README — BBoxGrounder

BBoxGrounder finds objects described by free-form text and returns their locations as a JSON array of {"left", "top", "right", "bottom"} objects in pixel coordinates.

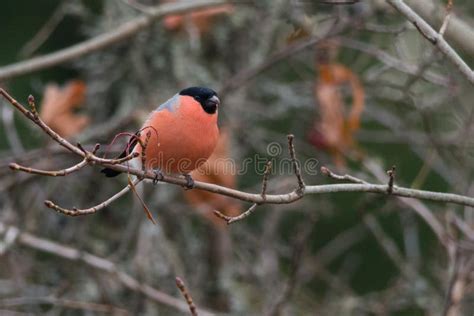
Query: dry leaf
[
  {"left": 163, "top": 3, "right": 234, "bottom": 35},
  {"left": 310, "top": 47, "right": 365, "bottom": 168},
  {"left": 184, "top": 129, "right": 241, "bottom": 227},
  {"left": 39, "top": 80, "right": 89, "bottom": 138}
]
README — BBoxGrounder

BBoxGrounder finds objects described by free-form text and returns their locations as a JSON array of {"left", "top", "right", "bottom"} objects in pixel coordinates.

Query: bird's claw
[
  {"left": 183, "top": 174, "right": 195, "bottom": 190},
  {"left": 153, "top": 170, "right": 163, "bottom": 185}
]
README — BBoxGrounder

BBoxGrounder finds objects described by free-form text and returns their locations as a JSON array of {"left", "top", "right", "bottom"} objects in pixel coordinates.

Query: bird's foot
[
  {"left": 153, "top": 170, "right": 163, "bottom": 185},
  {"left": 183, "top": 174, "right": 195, "bottom": 190}
]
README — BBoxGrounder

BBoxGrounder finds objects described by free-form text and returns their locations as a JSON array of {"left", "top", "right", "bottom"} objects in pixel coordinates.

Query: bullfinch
[{"left": 101, "top": 87, "right": 220, "bottom": 188}]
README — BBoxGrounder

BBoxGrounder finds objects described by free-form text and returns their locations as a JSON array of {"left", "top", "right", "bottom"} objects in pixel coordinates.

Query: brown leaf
[
  {"left": 310, "top": 55, "right": 365, "bottom": 167},
  {"left": 39, "top": 80, "right": 89, "bottom": 138},
  {"left": 163, "top": 4, "right": 234, "bottom": 35}
]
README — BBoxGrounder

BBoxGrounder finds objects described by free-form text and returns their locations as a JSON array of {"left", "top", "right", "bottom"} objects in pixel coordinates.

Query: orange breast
[{"left": 135, "top": 96, "right": 219, "bottom": 174}]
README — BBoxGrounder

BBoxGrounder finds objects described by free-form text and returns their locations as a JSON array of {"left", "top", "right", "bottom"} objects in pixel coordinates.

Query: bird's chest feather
[{"left": 139, "top": 102, "right": 219, "bottom": 173}]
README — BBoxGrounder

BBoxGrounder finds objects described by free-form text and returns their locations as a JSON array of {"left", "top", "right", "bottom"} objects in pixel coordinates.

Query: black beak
[
  {"left": 206, "top": 95, "right": 220, "bottom": 108},
  {"left": 204, "top": 95, "right": 220, "bottom": 114}
]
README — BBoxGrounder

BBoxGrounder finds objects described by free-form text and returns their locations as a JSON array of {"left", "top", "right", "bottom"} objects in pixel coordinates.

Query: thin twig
[
  {"left": 338, "top": 37, "right": 450, "bottom": 87},
  {"left": 32, "top": 161, "right": 474, "bottom": 211},
  {"left": 364, "top": 214, "right": 417, "bottom": 279},
  {"left": 443, "top": 248, "right": 470, "bottom": 316},
  {"left": 261, "top": 161, "right": 273, "bottom": 199},
  {"left": 0, "top": 222, "right": 215, "bottom": 316},
  {"left": 320, "top": 166, "right": 368, "bottom": 184},
  {"left": 213, "top": 203, "right": 258, "bottom": 224},
  {"left": 44, "top": 178, "right": 141, "bottom": 216},
  {"left": 287, "top": 134, "right": 305, "bottom": 193},
  {"left": 93, "top": 151, "right": 140, "bottom": 165},
  {"left": 439, "top": 0, "right": 454, "bottom": 37},
  {"left": 266, "top": 218, "right": 314, "bottom": 316},
  {"left": 128, "top": 176, "right": 157, "bottom": 225},
  {"left": 0, "top": 297, "right": 129, "bottom": 315},
  {"left": 9, "top": 160, "right": 89, "bottom": 177},
  {"left": 0, "top": 0, "right": 230, "bottom": 81},
  {"left": 214, "top": 160, "right": 273, "bottom": 224},
  {"left": 19, "top": 2, "right": 69, "bottom": 58},
  {"left": 387, "top": 0, "right": 474, "bottom": 84},
  {"left": 175, "top": 277, "right": 198, "bottom": 316},
  {"left": 8, "top": 151, "right": 138, "bottom": 177},
  {"left": 2, "top": 89, "right": 474, "bottom": 221},
  {"left": 219, "top": 35, "right": 326, "bottom": 95}
]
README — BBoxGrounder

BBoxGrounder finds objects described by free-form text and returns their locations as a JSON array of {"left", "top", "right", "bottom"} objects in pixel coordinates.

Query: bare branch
[
  {"left": 175, "top": 277, "right": 198, "bottom": 316},
  {"left": 261, "top": 161, "right": 273, "bottom": 199},
  {"left": 9, "top": 160, "right": 88, "bottom": 177},
  {"left": 320, "top": 166, "right": 368, "bottom": 184},
  {"left": 0, "top": 0, "right": 230, "bottom": 81},
  {"left": 338, "top": 37, "right": 450, "bottom": 87},
  {"left": 0, "top": 297, "right": 129, "bottom": 315},
  {"left": 44, "top": 178, "right": 141, "bottom": 216},
  {"left": 214, "top": 203, "right": 258, "bottom": 225},
  {"left": 443, "top": 248, "right": 472, "bottom": 316},
  {"left": 2, "top": 89, "right": 474, "bottom": 222},
  {"left": 439, "top": 0, "right": 454, "bottom": 37},
  {"left": 214, "top": 160, "right": 273, "bottom": 224},
  {"left": 404, "top": 0, "right": 474, "bottom": 57},
  {"left": 287, "top": 134, "right": 305, "bottom": 193},
  {"left": 387, "top": 0, "right": 474, "bottom": 84},
  {"left": 0, "top": 222, "right": 216, "bottom": 316}
]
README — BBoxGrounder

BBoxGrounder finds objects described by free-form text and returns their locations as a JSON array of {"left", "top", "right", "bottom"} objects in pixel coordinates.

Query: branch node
[
  {"left": 387, "top": 165, "right": 396, "bottom": 194},
  {"left": 92, "top": 143, "right": 101, "bottom": 154},
  {"left": 9, "top": 163, "right": 20, "bottom": 171},
  {"left": 320, "top": 166, "right": 330, "bottom": 176},
  {"left": 212, "top": 210, "right": 232, "bottom": 224},
  {"left": 27, "top": 94, "right": 38, "bottom": 117}
]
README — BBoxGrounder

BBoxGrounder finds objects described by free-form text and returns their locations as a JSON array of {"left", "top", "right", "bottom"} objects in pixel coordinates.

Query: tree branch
[
  {"left": 387, "top": 0, "right": 474, "bottom": 84},
  {"left": 175, "top": 277, "right": 199, "bottom": 316},
  {"left": 0, "top": 222, "right": 216, "bottom": 316},
  {"left": 0, "top": 0, "right": 229, "bottom": 81},
  {"left": 44, "top": 178, "right": 141, "bottom": 216},
  {"left": 404, "top": 0, "right": 474, "bottom": 57},
  {"left": 2, "top": 88, "right": 474, "bottom": 223}
]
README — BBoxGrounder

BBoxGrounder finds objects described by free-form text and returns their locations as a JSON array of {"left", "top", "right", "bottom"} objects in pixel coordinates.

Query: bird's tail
[{"left": 101, "top": 167, "right": 122, "bottom": 177}]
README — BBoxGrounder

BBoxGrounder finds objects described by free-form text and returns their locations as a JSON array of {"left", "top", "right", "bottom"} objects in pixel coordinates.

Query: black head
[{"left": 179, "top": 86, "right": 220, "bottom": 114}]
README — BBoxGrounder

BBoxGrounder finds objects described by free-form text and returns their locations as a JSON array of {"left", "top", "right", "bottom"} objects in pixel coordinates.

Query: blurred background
[{"left": 1, "top": 0, "right": 474, "bottom": 315}]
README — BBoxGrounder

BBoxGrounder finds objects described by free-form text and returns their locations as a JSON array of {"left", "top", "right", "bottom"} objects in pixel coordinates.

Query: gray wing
[{"left": 156, "top": 93, "right": 180, "bottom": 113}]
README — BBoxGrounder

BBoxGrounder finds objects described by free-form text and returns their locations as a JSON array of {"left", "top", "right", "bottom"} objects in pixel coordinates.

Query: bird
[{"left": 101, "top": 87, "right": 220, "bottom": 188}]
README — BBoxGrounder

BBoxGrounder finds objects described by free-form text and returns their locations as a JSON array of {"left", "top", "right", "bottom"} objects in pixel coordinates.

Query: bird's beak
[{"left": 209, "top": 95, "right": 220, "bottom": 107}]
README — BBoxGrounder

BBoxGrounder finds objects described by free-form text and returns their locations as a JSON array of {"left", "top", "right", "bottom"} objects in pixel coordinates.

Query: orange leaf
[
  {"left": 39, "top": 80, "right": 89, "bottom": 138},
  {"left": 163, "top": 3, "right": 234, "bottom": 35},
  {"left": 311, "top": 52, "right": 365, "bottom": 167}
]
